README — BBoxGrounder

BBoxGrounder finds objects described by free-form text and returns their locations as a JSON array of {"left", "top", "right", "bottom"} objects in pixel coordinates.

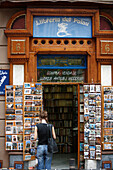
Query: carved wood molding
[
  {"left": 9, "top": 58, "right": 29, "bottom": 63},
  {"left": 97, "top": 58, "right": 113, "bottom": 62},
  {"left": 11, "top": 39, "right": 26, "bottom": 55}
]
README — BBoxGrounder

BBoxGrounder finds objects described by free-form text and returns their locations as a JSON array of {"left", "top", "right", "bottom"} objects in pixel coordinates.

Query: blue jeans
[{"left": 36, "top": 145, "right": 52, "bottom": 170}]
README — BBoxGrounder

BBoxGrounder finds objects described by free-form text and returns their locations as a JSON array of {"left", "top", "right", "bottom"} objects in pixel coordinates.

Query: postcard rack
[
  {"left": 83, "top": 84, "right": 102, "bottom": 160},
  {"left": 23, "top": 82, "right": 43, "bottom": 161},
  {"left": 5, "top": 85, "right": 23, "bottom": 151},
  {"left": 102, "top": 86, "right": 113, "bottom": 150}
]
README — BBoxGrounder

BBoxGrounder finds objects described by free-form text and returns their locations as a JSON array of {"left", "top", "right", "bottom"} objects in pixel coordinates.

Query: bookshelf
[{"left": 43, "top": 84, "right": 78, "bottom": 154}]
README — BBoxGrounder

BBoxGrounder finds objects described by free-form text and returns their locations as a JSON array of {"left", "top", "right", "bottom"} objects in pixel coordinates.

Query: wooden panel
[
  {"left": 101, "top": 40, "right": 113, "bottom": 55},
  {"left": 11, "top": 39, "right": 26, "bottom": 55},
  {"left": 96, "top": 38, "right": 113, "bottom": 59}
]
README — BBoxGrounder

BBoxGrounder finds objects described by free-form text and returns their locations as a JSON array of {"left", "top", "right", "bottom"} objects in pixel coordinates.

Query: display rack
[
  {"left": 79, "top": 84, "right": 85, "bottom": 169},
  {"left": 83, "top": 84, "right": 102, "bottom": 160},
  {"left": 102, "top": 86, "right": 113, "bottom": 150},
  {"left": 5, "top": 85, "right": 23, "bottom": 151},
  {"left": 23, "top": 82, "right": 43, "bottom": 161}
]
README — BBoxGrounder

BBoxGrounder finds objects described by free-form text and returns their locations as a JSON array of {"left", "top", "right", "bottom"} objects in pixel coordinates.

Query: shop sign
[
  {"left": 33, "top": 16, "right": 92, "bottom": 38},
  {"left": 37, "top": 69, "right": 85, "bottom": 82},
  {"left": 101, "top": 40, "right": 113, "bottom": 54},
  {"left": 0, "top": 70, "right": 9, "bottom": 95}
]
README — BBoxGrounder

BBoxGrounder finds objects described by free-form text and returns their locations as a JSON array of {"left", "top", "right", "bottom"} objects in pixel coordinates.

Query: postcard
[
  {"left": 26, "top": 140, "right": 31, "bottom": 148},
  {"left": 89, "top": 140, "right": 95, "bottom": 145},
  {"left": 12, "top": 135, "right": 17, "bottom": 142},
  {"left": 80, "top": 94, "right": 84, "bottom": 103},
  {"left": 96, "top": 101, "right": 101, "bottom": 107},
  {"left": 35, "top": 83, "right": 42, "bottom": 88},
  {"left": 96, "top": 153, "right": 101, "bottom": 160},
  {"left": 24, "top": 83, "right": 31, "bottom": 88},
  {"left": 96, "top": 85, "right": 101, "bottom": 92},
  {"left": 80, "top": 115, "right": 84, "bottom": 122},
  {"left": 90, "top": 85, "right": 95, "bottom": 92},
  {"left": 15, "top": 103, "right": 23, "bottom": 109},
  {"left": 6, "top": 109, "right": 15, "bottom": 114},
  {"left": 15, "top": 97, "right": 22, "bottom": 103},
  {"left": 84, "top": 152, "right": 89, "bottom": 159},
  {"left": 6, "top": 104, "right": 14, "bottom": 109},
  {"left": 89, "top": 124, "right": 96, "bottom": 130},
  {"left": 6, "top": 91, "right": 13, "bottom": 97},
  {"left": 17, "top": 135, "right": 23, "bottom": 142},
  {"left": 12, "top": 126, "right": 17, "bottom": 134},
  {"left": 96, "top": 145, "right": 101, "bottom": 152},
  {"left": 89, "top": 146, "right": 96, "bottom": 151},
  {"left": 17, "top": 126, "right": 23, "bottom": 134},
  {"left": 6, "top": 142, "right": 12, "bottom": 150},
  {"left": 15, "top": 109, "right": 22, "bottom": 114},
  {"left": 12, "top": 143, "right": 17, "bottom": 150},
  {"left": 15, "top": 85, "right": 23, "bottom": 91},
  {"left": 84, "top": 137, "right": 88, "bottom": 144},
  {"left": 80, "top": 85, "right": 83, "bottom": 93},
  {"left": 83, "top": 85, "right": 90, "bottom": 93},
  {"left": 84, "top": 144, "right": 89, "bottom": 151},
  {"left": 96, "top": 137, "right": 101, "bottom": 145},
  {"left": 96, "top": 93, "right": 101, "bottom": 101},
  {"left": 89, "top": 93, "right": 96, "bottom": 100},
  {"left": 6, "top": 115, "right": 15, "bottom": 120},
  {"left": 6, "top": 126, "right": 12, "bottom": 134},
  {"left": 18, "top": 143, "right": 23, "bottom": 150},
  {"left": 104, "top": 144, "right": 111, "bottom": 150},
  {"left": 6, "top": 85, "right": 13, "bottom": 91},
  {"left": 6, "top": 97, "right": 14, "bottom": 103},
  {"left": 25, "top": 155, "right": 31, "bottom": 160},
  {"left": 90, "top": 151, "right": 95, "bottom": 159},
  {"left": 80, "top": 143, "right": 84, "bottom": 151},
  {"left": 80, "top": 104, "right": 84, "bottom": 112},
  {"left": 25, "top": 95, "right": 33, "bottom": 100},
  {"left": 89, "top": 118, "right": 96, "bottom": 124},
  {"left": 6, "top": 135, "right": 12, "bottom": 142},
  {"left": 6, "top": 121, "right": 14, "bottom": 126},
  {"left": 15, "top": 115, "right": 23, "bottom": 120},
  {"left": 24, "top": 89, "right": 31, "bottom": 94},
  {"left": 15, "top": 91, "right": 22, "bottom": 97},
  {"left": 15, "top": 121, "right": 23, "bottom": 126},
  {"left": 96, "top": 129, "right": 101, "bottom": 137}
]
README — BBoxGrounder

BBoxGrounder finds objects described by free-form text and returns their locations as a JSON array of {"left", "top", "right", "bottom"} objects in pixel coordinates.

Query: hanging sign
[
  {"left": 33, "top": 16, "right": 92, "bottom": 38},
  {"left": 0, "top": 70, "right": 9, "bottom": 95}
]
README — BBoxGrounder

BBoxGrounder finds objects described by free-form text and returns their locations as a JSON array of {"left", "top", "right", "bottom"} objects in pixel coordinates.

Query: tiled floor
[{"left": 51, "top": 153, "right": 77, "bottom": 169}]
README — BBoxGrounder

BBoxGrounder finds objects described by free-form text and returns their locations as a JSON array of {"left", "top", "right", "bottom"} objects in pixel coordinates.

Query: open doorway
[{"left": 43, "top": 84, "right": 78, "bottom": 169}]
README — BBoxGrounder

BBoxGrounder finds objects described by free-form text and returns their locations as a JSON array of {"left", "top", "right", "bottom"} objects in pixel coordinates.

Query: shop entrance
[{"left": 43, "top": 83, "right": 78, "bottom": 169}]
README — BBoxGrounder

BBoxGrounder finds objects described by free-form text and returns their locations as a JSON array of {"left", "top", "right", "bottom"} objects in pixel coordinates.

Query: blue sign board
[
  {"left": 0, "top": 70, "right": 9, "bottom": 95},
  {"left": 33, "top": 16, "right": 92, "bottom": 38}
]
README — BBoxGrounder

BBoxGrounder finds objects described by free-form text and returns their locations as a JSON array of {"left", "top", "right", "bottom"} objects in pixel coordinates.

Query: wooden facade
[{"left": 1, "top": 1, "right": 113, "bottom": 168}]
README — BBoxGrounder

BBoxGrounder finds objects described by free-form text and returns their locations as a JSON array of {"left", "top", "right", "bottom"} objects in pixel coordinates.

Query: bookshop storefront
[{"left": 4, "top": 7, "right": 113, "bottom": 169}]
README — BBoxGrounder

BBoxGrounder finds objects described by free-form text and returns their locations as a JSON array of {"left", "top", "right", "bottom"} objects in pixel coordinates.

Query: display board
[
  {"left": 79, "top": 84, "right": 85, "bottom": 169},
  {"left": 83, "top": 84, "right": 102, "bottom": 160},
  {"left": 102, "top": 86, "right": 113, "bottom": 150},
  {"left": 5, "top": 85, "right": 23, "bottom": 150},
  {"left": 23, "top": 82, "right": 43, "bottom": 161}
]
